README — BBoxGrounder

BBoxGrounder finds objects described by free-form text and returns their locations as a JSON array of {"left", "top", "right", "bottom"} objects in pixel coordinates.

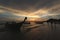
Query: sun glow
[
  {"left": 29, "top": 18, "right": 36, "bottom": 21},
  {"left": 1, "top": 5, "right": 57, "bottom": 21}
]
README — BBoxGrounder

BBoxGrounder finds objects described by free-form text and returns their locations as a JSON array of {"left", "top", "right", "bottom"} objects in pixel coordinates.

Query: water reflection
[{"left": 0, "top": 20, "right": 60, "bottom": 40}]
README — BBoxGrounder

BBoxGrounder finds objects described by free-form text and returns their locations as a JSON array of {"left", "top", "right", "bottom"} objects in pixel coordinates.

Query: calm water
[{"left": 0, "top": 23, "right": 60, "bottom": 40}]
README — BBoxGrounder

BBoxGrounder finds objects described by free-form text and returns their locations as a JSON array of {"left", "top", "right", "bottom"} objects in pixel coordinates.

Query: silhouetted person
[
  {"left": 46, "top": 20, "right": 50, "bottom": 26},
  {"left": 5, "top": 22, "right": 9, "bottom": 30},
  {"left": 46, "top": 19, "right": 54, "bottom": 31},
  {"left": 16, "top": 17, "right": 27, "bottom": 32},
  {"left": 53, "top": 19, "right": 57, "bottom": 31},
  {"left": 5, "top": 17, "right": 27, "bottom": 33},
  {"left": 46, "top": 19, "right": 58, "bottom": 32},
  {"left": 58, "top": 19, "right": 60, "bottom": 24}
]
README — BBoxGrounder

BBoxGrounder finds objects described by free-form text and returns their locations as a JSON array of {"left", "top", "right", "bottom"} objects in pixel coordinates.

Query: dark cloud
[{"left": 0, "top": 0, "right": 60, "bottom": 12}]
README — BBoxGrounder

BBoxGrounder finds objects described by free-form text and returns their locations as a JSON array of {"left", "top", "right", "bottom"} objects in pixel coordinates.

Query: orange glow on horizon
[
  {"left": 29, "top": 18, "right": 36, "bottom": 21},
  {"left": 1, "top": 5, "right": 59, "bottom": 21}
]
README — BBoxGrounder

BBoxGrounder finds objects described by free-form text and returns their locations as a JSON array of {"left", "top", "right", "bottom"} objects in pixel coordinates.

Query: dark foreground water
[{"left": 0, "top": 23, "right": 60, "bottom": 40}]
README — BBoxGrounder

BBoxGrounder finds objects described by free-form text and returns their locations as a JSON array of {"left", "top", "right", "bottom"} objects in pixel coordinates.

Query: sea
[{"left": 0, "top": 22, "right": 60, "bottom": 40}]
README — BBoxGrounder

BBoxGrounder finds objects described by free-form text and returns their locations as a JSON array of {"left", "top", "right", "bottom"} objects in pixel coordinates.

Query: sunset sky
[{"left": 0, "top": 0, "right": 60, "bottom": 22}]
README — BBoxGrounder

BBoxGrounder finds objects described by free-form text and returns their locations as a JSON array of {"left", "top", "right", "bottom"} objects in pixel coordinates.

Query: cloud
[
  {"left": 0, "top": 11, "right": 25, "bottom": 21},
  {"left": 0, "top": 0, "right": 60, "bottom": 11},
  {"left": 0, "top": 0, "right": 60, "bottom": 21}
]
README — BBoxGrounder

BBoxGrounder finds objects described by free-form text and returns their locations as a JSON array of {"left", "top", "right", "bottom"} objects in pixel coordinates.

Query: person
[
  {"left": 16, "top": 17, "right": 27, "bottom": 32},
  {"left": 5, "top": 17, "right": 27, "bottom": 33},
  {"left": 5, "top": 22, "right": 9, "bottom": 31}
]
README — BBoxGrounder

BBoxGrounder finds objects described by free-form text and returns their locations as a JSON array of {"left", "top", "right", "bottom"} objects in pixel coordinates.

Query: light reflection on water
[
  {"left": 21, "top": 23, "right": 60, "bottom": 40},
  {"left": 21, "top": 22, "right": 49, "bottom": 34},
  {"left": 0, "top": 22, "right": 49, "bottom": 33},
  {"left": 0, "top": 22, "right": 60, "bottom": 40},
  {"left": 21, "top": 22, "right": 49, "bottom": 40}
]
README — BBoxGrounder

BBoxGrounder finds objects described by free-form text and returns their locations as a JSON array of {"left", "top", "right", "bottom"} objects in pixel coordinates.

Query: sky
[{"left": 0, "top": 0, "right": 60, "bottom": 22}]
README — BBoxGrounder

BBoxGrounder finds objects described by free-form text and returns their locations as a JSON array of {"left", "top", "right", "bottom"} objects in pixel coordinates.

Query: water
[{"left": 0, "top": 23, "right": 60, "bottom": 40}]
